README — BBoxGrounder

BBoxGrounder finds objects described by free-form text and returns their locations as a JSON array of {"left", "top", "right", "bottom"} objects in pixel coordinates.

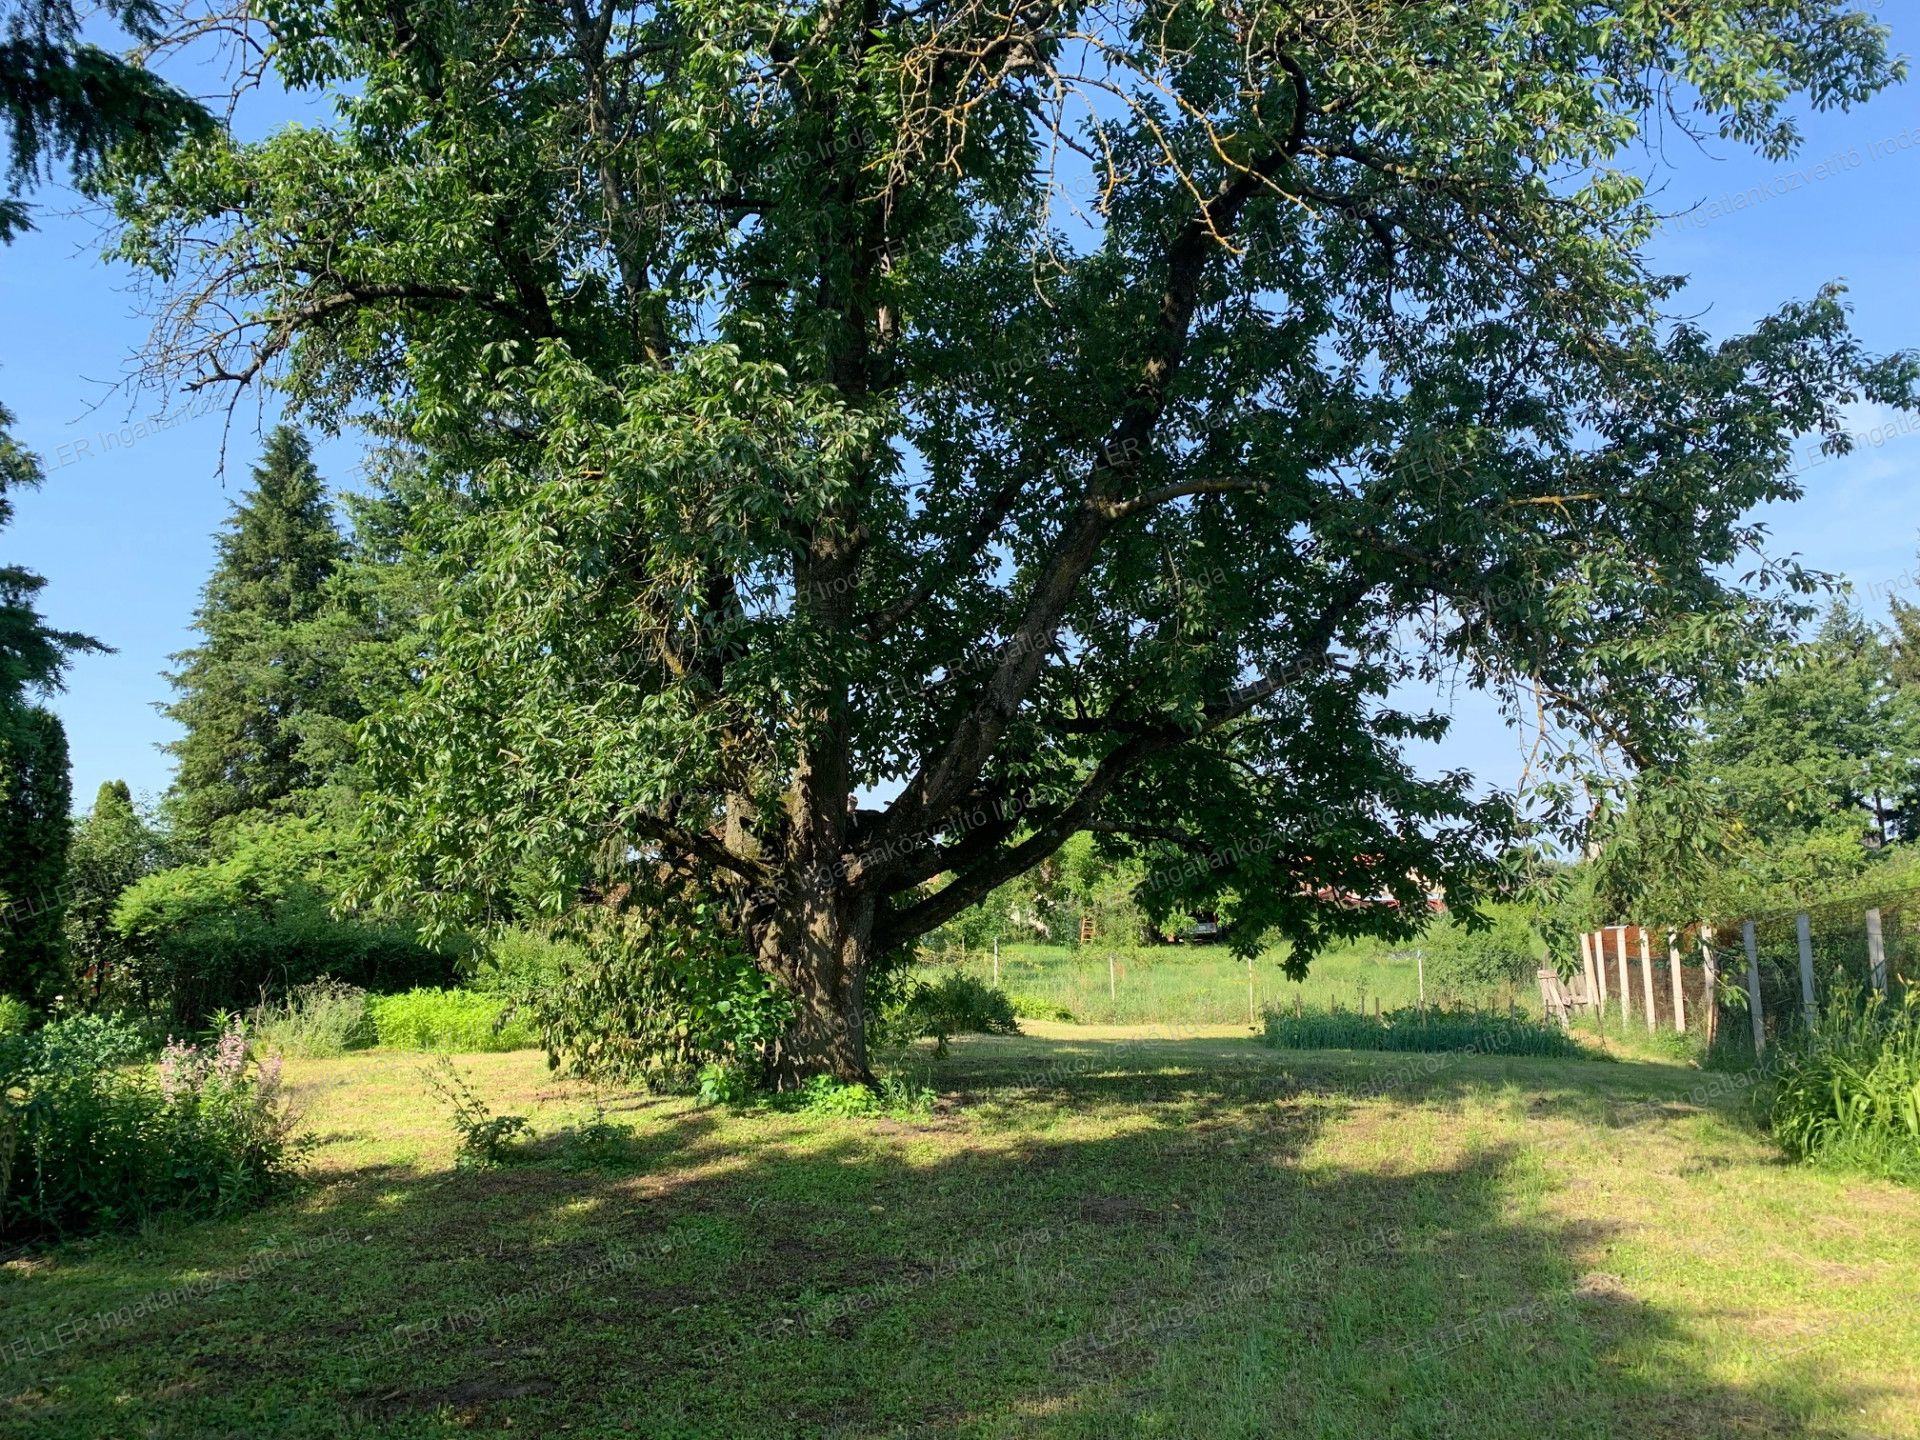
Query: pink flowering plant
[{"left": 2, "top": 1014, "right": 304, "bottom": 1240}]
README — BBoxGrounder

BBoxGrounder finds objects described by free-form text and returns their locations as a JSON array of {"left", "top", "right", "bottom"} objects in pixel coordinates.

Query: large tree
[
  {"left": 163, "top": 425, "right": 354, "bottom": 842},
  {"left": 1, "top": 0, "right": 201, "bottom": 1002},
  {"left": 117, "top": 0, "right": 1916, "bottom": 1082},
  {"left": 0, "top": 405, "right": 101, "bottom": 1001}
]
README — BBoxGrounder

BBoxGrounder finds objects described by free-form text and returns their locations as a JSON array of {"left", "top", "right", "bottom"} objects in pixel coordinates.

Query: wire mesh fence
[{"left": 1591, "top": 884, "right": 1920, "bottom": 1057}]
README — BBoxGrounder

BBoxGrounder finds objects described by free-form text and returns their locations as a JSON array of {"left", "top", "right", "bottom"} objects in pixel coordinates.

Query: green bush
[
  {"left": 111, "top": 818, "right": 458, "bottom": 1027},
  {"left": 0, "top": 1018, "right": 303, "bottom": 1240},
  {"left": 1261, "top": 1001, "right": 1588, "bottom": 1058},
  {"left": 894, "top": 973, "right": 1020, "bottom": 1055},
  {"left": 367, "top": 988, "right": 538, "bottom": 1052},
  {"left": 1420, "top": 905, "right": 1542, "bottom": 992},
  {"left": 30, "top": 1012, "right": 154, "bottom": 1069},
  {"left": 1007, "top": 992, "right": 1075, "bottom": 1022},
  {"left": 470, "top": 927, "right": 581, "bottom": 997},
  {"left": 248, "top": 978, "right": 373, "bottom": 1057},
  {"left": 0, "top": 996, "right": 30, "bottom": 1035},
  {"left": 421, "top": 1057, "right": 531, "bottom": 1168},
  {"left": 1768, "top": 986, "right": 1920, "bottom": 1183},
  {"left": 774, "top": 1073, "right": 935, "bottom": 1119},
  {"left": 490, "top": 908, "right": 793, "bottom": 1087}
]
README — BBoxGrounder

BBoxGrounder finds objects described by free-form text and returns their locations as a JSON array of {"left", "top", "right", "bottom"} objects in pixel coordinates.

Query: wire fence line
[{"left": 1576, "top": 879, "right": 1920, "bottom": 1052}]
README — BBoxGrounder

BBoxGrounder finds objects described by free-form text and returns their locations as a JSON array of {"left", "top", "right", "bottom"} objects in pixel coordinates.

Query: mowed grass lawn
[{"left": 4, "top": 1027, "right": 1918, "bottom": 1439}]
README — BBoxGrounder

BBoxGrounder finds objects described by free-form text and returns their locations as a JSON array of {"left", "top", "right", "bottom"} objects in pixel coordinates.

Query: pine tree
[
  {"left": 1, "top": 0, "right": 212, "bottom": 240},
  {"left": 163, "top": 426, "right": 352, "bottom": 843},
  {"left": 0, "top": 403, "right": 102, "bottom": 1002},
  {"left": 63, "top": 778, "right": 158, "bottom": 998}
]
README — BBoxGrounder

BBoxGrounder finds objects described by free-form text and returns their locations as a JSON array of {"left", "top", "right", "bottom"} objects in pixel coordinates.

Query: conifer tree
[
  {"left": 0, "top": 403, "right": 101, "bottom": 1002},
  {"left": 163, "top": 426, "right": 351, "bottom": 842}
]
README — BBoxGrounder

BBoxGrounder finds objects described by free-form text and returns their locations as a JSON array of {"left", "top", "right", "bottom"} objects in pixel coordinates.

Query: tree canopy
[
  {"left": 113, "top": 0, "right": 1918, "bottom": 1080},
  {"left": 0, "top": 0, "right": 211, "bottom": 239}
]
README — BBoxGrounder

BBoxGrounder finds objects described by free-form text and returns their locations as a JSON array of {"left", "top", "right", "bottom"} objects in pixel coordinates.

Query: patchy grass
[{"left": 2, "top": 1029, "right": 1917, "bottom": 1438}]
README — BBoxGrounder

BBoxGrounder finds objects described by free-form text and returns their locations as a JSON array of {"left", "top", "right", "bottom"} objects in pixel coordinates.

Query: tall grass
[
  {"left": 1262, "top": 1001, "right": 1590, "bottom": 1058},
  {"left": 367, "top": 988, "right": 538, "bottom": 1052},
  {"left": 249, "top": 978, "right": 374, "bottom": 1057},
  {"left": 1768, "top": 985, "right": 1920, "bottom": 1183},
  {"left": 939, "top": 942, "right": 1527, "bottom": 1028}
]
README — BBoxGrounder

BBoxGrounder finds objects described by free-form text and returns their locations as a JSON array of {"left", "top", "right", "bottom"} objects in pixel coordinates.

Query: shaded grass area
[{"left": 2, "top": 1032, "right": 1917, "bottom": 1438}]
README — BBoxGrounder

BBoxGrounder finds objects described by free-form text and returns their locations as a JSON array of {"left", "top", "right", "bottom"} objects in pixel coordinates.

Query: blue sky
[{"left": 5, "top": 16, "right": 1920, "bottom": 815}]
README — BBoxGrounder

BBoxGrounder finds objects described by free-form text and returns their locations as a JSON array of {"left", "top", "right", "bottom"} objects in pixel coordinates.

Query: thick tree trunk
[{"left": 759, "top": 876, "right": 876, "bottom": 1089}]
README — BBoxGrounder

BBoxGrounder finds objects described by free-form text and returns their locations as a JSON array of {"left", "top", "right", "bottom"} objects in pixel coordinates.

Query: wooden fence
[{"left": 1579, "top": 886, "right": 1920, "bottom": 1051}]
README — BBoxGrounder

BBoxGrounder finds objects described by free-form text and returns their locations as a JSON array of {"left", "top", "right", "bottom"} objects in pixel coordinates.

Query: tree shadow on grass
[{"left": 0, "top": 1035, "right": 1907, "bottom": 1439}]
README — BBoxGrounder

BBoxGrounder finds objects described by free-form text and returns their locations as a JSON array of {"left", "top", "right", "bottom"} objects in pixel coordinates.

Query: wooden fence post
[
  {"left": 1866, "top": 907, "right": 1888, "bottom": 996},
  {"left": 1795, "top": 911, "right": 1817, "bottom": 1028},
  {"left": 1579, "top": 931, "right": 1598, "bottom": 1017},
  {"left": 1701, "top": 925, "right": 1718, "bottom": 1048},
  {"left": 1615, "top": 927, "right": 1632, "bottom": 1028},
  {"left": 1108, "top": 949, "right": 1117, "bottom": 1004},
  {"left": 1668, "top": 929, "right": 1686, "bottom": 1033},
  {"left": 1742, "top": 920, "right": 1766, "bottom": 1056},
  {"left": 1593, "top": 930, "right": 1609, "bottom": 1018},
  {"left": 1638, "top": 929, "right": 1656, "bottom": 1033}
]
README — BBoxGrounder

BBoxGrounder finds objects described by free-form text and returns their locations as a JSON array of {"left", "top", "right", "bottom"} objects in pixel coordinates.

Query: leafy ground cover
[{"left": 2, "top": 1025, "right": 1916, "bottom": 1438}]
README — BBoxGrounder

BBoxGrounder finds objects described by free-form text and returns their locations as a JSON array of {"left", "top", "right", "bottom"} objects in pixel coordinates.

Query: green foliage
[
  {"left": 421, "top": 1056, "right": 529, "bottom": 1169},
  {"left": 111, "top": 816, "right": 457, "bottom": 1025},
  {"left": 0, "top": 993, "right": 27, "bottom": 1033},
  {"left": 0, "top": 1017, "right": 302, "bottom": 1240},
  {"left": 469, "top": 926, "right": 580, "bottom": 998},
  {"left": 31, "top": 1010, "right": 152, "bottom": 1068},
  {"left": 695, "top": 1060, "right": 757, "bottom": 1108},
  {"left": 1, "top": 390, "right": 104, "bottom": 1011},
  {"left": 1598, "top": 603, "right": 1920, "bottom": 925},
  {"left": 114, "top": 0, "right": 1917, "bottom": 1080},
  {"left": 0, "top": 702, "right": 70, "bottom": 1003},
  {"left": 486, "top": 905, "right": 793, "bottom": 1088},
  {"left": 62, "top": 779, "right": 163, "bottom": 998},
  {"left": 1262, "top": 1002, "right": 1588, "bottom": 1060},
  {"left": 1420, "top": 905, "right": 1542, "bottom": 991},
  {"left": 780, "top": 1073, "right": 934, "bottom": 1119},
  {"left": 162, "top": 427, "right": 360, "bottom": 844},
  {"left": 1768, "top": 986, "right": 1920, "bottom": 1184},
  {"left": 1007, "top": 993, "right": 1074, "bottom": 1023},
  {"left": 246, "top": 977, "right": 372, "bottom": 1057},
  {"left": 895, "top": 972, "right": 1019, "bottom": 1057},
  {"left": 791, "top": 1075, "right": 881, "bottom": 1117},
  {"left": 366, "top": 987, "right": 535, "bottom": 1052},
  {"left": 555, "top": 1097, "right": 634, "bottom": 1171},
  {"left": 0, "top": 0, "right": 213, "bottom": 240}
]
